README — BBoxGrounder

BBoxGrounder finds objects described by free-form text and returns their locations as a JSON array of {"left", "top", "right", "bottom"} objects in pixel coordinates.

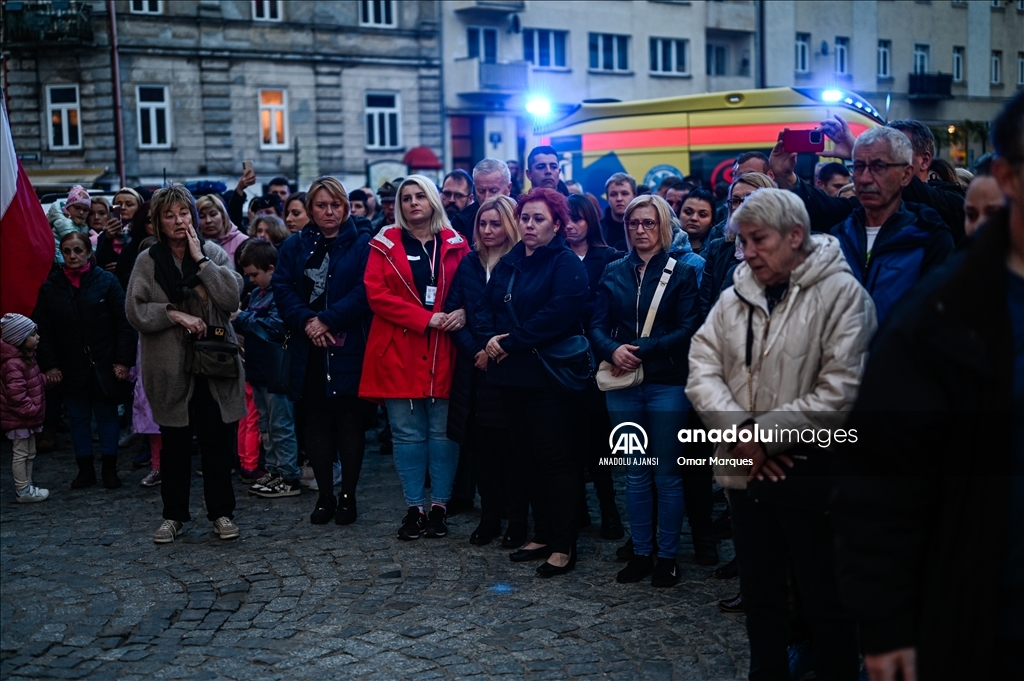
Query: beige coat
[
  {"left": 686, "top": 234, "right": 877, "bottom": 489},
  {"left": 125, "top": 242, "right": 246, "bottom": 427}
]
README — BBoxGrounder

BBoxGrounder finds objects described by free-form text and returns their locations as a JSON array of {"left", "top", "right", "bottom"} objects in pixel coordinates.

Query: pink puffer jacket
[{"left": 0, "top": 340, "right": 46, "bottom": 431}]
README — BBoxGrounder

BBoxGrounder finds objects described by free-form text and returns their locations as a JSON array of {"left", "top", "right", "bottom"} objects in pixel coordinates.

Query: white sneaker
[
  {"left": 299, "top": 463, "right": 316, "bottom": 488},
  {"left": 153, "top": 519, "right": 184, "bottom": 544},
  {"left": 213, "top": 517, "right": 239, "bottom": 540},
  {"left": 248, "top": 474, "right": 280, "bottom": 496},
  {"left": 15, "top": 485, "right": 49, "bottom": 503}
]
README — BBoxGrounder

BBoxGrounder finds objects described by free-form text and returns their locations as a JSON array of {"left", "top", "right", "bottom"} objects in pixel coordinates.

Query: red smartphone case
[{"left": 782, "top": 129, "right": 825, "bottom": 154}]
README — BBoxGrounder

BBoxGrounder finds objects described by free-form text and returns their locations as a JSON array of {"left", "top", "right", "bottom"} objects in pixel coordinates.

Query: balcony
[
  {"left": 453, "top": 58, "right": 529, "bottom": 99},
  {"left": 2, "top": 0, "right": 94, "bottom": 50},
  {"left": 451, "top": 0, "right": 525, "bottom": 15},
  {"left": 908, "top": 72, "right": 953, "bottom": 99}
]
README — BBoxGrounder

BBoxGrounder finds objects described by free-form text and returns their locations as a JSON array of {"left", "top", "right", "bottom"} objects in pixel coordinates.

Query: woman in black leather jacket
[
  {"left": 590, "top": 194, "right": 701, "bottom": 588},
  {"left": 474, "top": 187, "right": 589, "bottom": 577}
]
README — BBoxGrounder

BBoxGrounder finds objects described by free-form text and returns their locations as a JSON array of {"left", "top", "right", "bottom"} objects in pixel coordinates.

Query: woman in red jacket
[{"left": 360, "top": 175, "right": 470, "bottom": 541}]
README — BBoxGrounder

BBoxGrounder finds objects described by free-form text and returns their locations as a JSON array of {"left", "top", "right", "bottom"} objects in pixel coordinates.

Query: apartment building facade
[{"left": 1, "top": 0, "right": 443, "bottom": 192}]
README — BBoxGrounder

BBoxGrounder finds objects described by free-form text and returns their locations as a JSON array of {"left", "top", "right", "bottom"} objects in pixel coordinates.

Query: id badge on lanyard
[{"left": 423, "top": 237, "right": 439, "bottom": 307}]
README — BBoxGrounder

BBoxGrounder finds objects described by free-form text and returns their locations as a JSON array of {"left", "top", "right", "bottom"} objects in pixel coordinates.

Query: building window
[
  {"left": 136, "top": 85, "right": 170, "bottom": 149},
  {"left": 523, "top": 29, "right": 568, "bottom": 69},
  {"left": 991, "top": 51, "right": 1002, "bottom": 83},
  {"left": 1018, "top": 0, "right": 1024, "bottom": 10},
  {"left": 252, "top": 0, "right": 281, "bottom": 21},
  {"left": 707, "top": 44, "right": 728, "bottom": 76},
  {"left": 650, "top": 38, "right": 689, "bottom": 75},
  {"left": 877, "top": 40, "right": 891, "bottom": 77},
  {"left": 795, "top": 33, "right": 810, "bottom": 73},
  {"left": 952, "top": 46, "right": 964, "bottom": 82},
  {"left": 589, "top": 33, "right": 630, "bottom": 72},
  {"left": 914, "top": 44, "right": 930, "bottom": 74},
  {"left": 259, "top": 89, "right": 288, "bottom": 149},
  {"left": 1018, "top": 51, "right": 1024, "bottom": 84},
  {"left": 467, "top": 27, "right": 497, "bottom": 63},
  {"left": 835, "top": 37, "right": 849, "bottom": 75},
  {"left": 360, "top": 0, "right": 396, "bottom": 28},
  {"left": 366, "top": 93, "right": 401, "bottom": 150},
  {"left": 990, "top": 0, "right": 1001, "bottom": 7},
  {"left": 130, "top": 0, "right": 162, "bottom": 14},
  {"left": 46, "top": 85, "right": 81, "bottom": 151}
]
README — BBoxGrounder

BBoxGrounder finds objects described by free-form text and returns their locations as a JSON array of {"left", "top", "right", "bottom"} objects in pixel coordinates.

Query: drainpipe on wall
[
  {"left": 106, "top": 0, "right": 126, "bottom": 188},
  {"left": 756, "top": 0, "right": 766, "bottom": 89}
]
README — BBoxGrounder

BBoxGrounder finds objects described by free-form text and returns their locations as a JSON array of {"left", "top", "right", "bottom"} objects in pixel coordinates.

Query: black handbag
[
  {"left": 185, "top": 326, "right": 240, "bottom": 379},
  {"left": 504, "top": 272, "right": 593, "bottom": 392},
  {"left": 264, "top": 331, "right": 291, "bottom": 395}
]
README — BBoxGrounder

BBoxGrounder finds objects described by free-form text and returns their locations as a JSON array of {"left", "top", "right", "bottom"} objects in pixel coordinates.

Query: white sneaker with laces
[
  {"left": 247, "top": 474, "right": 279, "bottom": 496},
  {"left": 213, "top": 517, "right": 239, "bottom": 540},
  {"left": 153, "top": 519, "right": 184, "bottom": 543},
  {"left": 15, "top": 485, "right": 49, "bottom": 503}
]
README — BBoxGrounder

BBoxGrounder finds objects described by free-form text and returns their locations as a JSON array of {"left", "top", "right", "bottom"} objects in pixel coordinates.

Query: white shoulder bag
[{"left": 595, "top": 257, "right": 676, "bottom": 392}]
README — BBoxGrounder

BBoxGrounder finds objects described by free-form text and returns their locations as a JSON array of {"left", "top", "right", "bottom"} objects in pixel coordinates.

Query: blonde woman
[
  {"left": 359, "top": 175, "right": 470, "bottom": 540},
  {"left": 196, "top": 194, "right": 250, "bottom": 261},
  {"left": 444, "top": 195, "right": 526, "bottom": 546}
]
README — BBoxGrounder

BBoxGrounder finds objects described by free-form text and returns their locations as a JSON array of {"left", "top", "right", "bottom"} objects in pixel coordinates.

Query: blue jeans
[
  {"left": 385, "top": 398, "right": 459, "bottom": 507},
  {"left": 252, "top": 386, "right": 300, "bottom": 481},
  {"left": 606, "top": 383, "right": 689, "bottom": 559},
  {"left": 64, "top": 394, "right": 119, "bottom": 459}
]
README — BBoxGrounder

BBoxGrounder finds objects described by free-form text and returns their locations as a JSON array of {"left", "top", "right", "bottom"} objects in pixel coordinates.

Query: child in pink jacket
[{"left": 1, "top": 313, "right": 49, "bottom": 502}]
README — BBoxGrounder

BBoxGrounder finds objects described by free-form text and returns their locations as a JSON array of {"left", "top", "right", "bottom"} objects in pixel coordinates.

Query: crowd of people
[{"left": 2, "top": 90, "right": 1022, "bottom": 680}]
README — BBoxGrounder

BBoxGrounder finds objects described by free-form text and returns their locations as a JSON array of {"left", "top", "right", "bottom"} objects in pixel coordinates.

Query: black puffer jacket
[
  {"left": 590, "top": 249, "right": 700, "bottom": 386},
  {"left": 474, "top": 235, "right": 588, "bottom": 389},
  {"left": 33, "top": 266, "right": 137, "bottom": 399},
  {"left": 698, "top": 236, "right": 739, "bottom": 321},
  {"left": 445, "top": 251, "right": 507, "bottom": 444}
]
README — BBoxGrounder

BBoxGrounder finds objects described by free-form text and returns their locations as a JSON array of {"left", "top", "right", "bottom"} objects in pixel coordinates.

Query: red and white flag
[{"left": 1, "top": 96, "right": 53, "bottom": 317}]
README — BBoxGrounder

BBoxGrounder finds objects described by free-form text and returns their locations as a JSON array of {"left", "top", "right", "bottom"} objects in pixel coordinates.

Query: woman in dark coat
[
  {"left": 272, "top": 176, "right": 374, "bottom": 526},
  {"left": 565, "top": 193, "right": 625, "bottom": 539},
  {"left": 33, "top": 232, "right": 136, "bottom": 489},
  {"left": 474, "top": 187, "right": 589, "bottom": 577},
  {"left": 445, "top": 195, "right": 525, "bottom": 546}
]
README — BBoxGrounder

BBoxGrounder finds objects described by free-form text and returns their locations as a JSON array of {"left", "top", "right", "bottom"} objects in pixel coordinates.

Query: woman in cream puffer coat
[{"left": 686, "top": 188, "right": 876, "bottom": 681}]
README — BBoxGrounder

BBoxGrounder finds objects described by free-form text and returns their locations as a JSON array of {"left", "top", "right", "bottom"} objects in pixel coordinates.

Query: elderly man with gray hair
[
  {"left": 687, "top": 187, "right": 876, "bottom": 681},
  {"left": 825, "top": 126, "right": 953, "bottom": 324},
  {"left": 450, "top": 158, "right": 513, "bottom": 243}
]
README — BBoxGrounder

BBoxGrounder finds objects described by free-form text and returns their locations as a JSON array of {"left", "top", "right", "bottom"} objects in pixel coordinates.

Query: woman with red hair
[{"left": 474, "top": 187, "right": 589, "bottom": 577}]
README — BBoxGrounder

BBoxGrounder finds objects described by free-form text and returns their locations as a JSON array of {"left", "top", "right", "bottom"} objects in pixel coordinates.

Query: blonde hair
[
  {"left": 622, "top": 194, "right": 674, "bottom": 253},
  {"left": 305, "top": 176, "right": 349, "bottom": 223},
  {"left": 730, "top": 188, "right": 812, "bottom": 254},
  {"left": 195, "top": 194, "right": 232, "bottom": 238},
  {"left": 150, "top": 185, "right": 199, "bottom": 244},
  {"left": 397, "top": 175, "right": 450, "bottom": 234},
  {"left": 113, "top": 187, "right": 144, "bottom": 210},
  {"left": 474, "top": 195, "right": 519, "bottom": 261}
]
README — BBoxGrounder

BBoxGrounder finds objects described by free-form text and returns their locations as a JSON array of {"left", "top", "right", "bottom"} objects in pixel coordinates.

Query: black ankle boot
[
  {"left": 599, "top": 501, "right": 625, "bottom": 540},
  {"left": 335, "top": 493, "right": 357, "bottom": 525},
  {"left": 101, "top": 456, "right": 121, "bottom": 489},
  {"left": 470, "top": 519, "right": 502, "bottom": 545},
  {"left": 71, "top": 457, "right": 97, "bottom": 489}
]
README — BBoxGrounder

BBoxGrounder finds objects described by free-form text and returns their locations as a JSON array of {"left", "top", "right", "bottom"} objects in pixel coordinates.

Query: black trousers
[
  {"left": 472, "top": 422, "right": 526, "bottom": 526},
  {"left": 159, "top": 378, "right": 236, "bottom": 523},
  {"left": 303, "top": 394, "right": 371, "bottom": 507},
  {"left": 682, "top": 409, "right": 715, "bottom": 538},
  {"left": 502, "top": 385, "right": 580, "bottom": 554},
  {"left": 730, "top": 489, "right": 859, "bottom": 681},
  {"left": 580, "top": 385, "right": 616, "bottom": 509}
]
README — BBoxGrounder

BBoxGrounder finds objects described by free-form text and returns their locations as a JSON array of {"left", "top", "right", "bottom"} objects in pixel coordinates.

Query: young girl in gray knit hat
[{"left": 1, "top": 313, "right": 50, "bottom": 502}]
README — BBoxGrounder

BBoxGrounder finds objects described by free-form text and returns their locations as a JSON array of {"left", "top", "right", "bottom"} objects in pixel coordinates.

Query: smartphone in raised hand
[
  {"left": 782, "top": 129, "right": 825, "bottom": 154},
  {"left": 242, "top": 160, "right": 254, "bottom": 175}
]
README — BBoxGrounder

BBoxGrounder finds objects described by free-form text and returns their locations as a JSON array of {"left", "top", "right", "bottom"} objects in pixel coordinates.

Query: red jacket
[
  {"left": 0, "top": 340, "right": 46, "bottom": 431},
  {"left": 359, "top": 226, "right": 470, "bottom": 400}
]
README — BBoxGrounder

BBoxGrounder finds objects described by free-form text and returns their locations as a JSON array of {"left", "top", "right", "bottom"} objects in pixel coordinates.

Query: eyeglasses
[
  {"left": 626, "top": 219, "right": 659, "bottom": 231},
  {"left": 441, "top": 191, "right": 469, "bottom": 201},
  {"left": 851, "top": 161, "right": 907, "bottom": 176}
]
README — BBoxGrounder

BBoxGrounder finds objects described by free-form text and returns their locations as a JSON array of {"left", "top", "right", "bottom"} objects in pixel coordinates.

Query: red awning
[{"left": 402, "top": 146, "right": 443, "bottom": 169}]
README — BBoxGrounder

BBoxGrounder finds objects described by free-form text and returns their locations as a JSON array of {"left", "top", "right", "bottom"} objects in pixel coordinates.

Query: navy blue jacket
[
  {"left": 272, "top": 218, "right": 372, "bottom": 399},
  {"left": 589, "top": 250, "right": 700, "bottom": 386},
  {"left": 580, "top": 245, "right": 624, "bottom": 332},
  {"left": 473, "top": 234, "right": 588, "bottom": 389},
  {"left": 830, "top": 201, "right": 953, "bottom": 325},
  {"left": 699, "top": 236, "right": 739, "bottom": 321},
  {"left": 232, "top": 286, "right": 287, "bottom": 388}
]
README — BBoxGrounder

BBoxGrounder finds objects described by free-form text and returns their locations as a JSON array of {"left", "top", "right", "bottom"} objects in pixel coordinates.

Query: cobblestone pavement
[{"left": 1, "top": 431, "right": 749, "bottom": 680}]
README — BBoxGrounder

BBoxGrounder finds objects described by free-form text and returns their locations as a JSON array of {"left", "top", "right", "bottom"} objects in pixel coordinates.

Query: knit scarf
[{"left": 149, "top": 237, "right": 206, "bottom": 304}]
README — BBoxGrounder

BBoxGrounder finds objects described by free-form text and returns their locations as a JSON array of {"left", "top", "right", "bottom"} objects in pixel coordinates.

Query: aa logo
[{"left": 609, "top": 422, "right": 648, "bottom": 456}]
